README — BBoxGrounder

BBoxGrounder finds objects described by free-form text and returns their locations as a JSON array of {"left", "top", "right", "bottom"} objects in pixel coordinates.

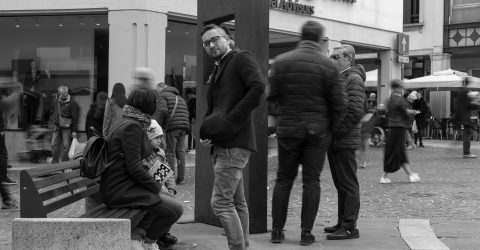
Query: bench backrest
[{"left": 20, "top": 160, "right": 100, "bottom": 218}]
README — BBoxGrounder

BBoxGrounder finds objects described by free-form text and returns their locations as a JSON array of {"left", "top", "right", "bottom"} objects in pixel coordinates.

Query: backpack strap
[{"left": 106, "top": 119, "right": 130, "bottom": 139}]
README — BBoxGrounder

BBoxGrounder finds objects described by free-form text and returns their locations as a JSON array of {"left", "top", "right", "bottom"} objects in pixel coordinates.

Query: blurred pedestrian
[
  {"left": 381, "top": 80, "right": 420, "bottom": 184},
  {"left": 200, "top": 23, "right": 265, "bottom": 250},
  {"left": 49, "top": 85, "right": 79, "bottom": 163},
  {"left": 268, "top": 21, "right": 346, "bottom": 245},
  {"left": 85, "top": 91, "right": 107, "bottom": 138},
  {"left": 1, "top": 83, "right": 21, "bottom": 209},
  {"left": 412, "top": 92, "right": 430, "bottom": 147},
  {"left": 154, "top": 82, "right": 189, "bottom": 185},
  {"left": 454, "top": 77, "right": 480, "bottom": 158},
  {"left": 326, "top": 44, "right": 364, "bottom": 240},
  {"left": 103, "top": 83, "right": 127, "bottom": 137},
  {"left": 358, "top": 93, "right": 377, "bottom": 168},
  {"left": 405, "top": 91, "right": 417, "bottom": 149}
]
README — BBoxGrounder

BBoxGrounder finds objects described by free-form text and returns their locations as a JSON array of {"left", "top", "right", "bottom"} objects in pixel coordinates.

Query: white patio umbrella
[{"left": 404, "top": 69, "right": 480, "bottom": 90}]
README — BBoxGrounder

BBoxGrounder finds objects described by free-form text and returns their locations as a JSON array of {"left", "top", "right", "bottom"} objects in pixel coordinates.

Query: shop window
[
  {"left": 404, "top": 0, "right": 420, "bottom": 24},
  {"left": 450, "top": 0, "right": 480, "bottom": 24},
  {"left": 165, "top": 21, "right": 197, "bottom": 97},
  {"left": 0, "top": 14, "right": 108, "bottom": 131}
]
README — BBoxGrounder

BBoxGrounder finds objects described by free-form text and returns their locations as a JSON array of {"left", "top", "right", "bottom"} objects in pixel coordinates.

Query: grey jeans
[
  {"left": 51, "top": 125, "right": 71, "bottom": 163},
  {"left": 211, "top": 146, "right": 251, "bottom": 250}
]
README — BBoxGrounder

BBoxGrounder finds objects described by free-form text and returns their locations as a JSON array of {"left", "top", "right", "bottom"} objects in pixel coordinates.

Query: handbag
[{"left": 58, "top": 99, "right": 72, "bottom": 128}]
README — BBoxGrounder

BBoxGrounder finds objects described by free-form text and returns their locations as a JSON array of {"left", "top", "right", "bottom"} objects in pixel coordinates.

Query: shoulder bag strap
[{"left": 170, "top": 96, "right": 179, "bottom": 119}]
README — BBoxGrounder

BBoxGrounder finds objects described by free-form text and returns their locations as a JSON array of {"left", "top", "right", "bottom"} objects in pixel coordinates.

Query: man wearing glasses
[
  {"left": 325, "top": 44, "right": 366, "bottom": 240},
  {"left": 268, "top": 21, "right": 346, "bottom": 246},
  {"left": 199, "top": 24, "right": 265, "bottom": 250}
]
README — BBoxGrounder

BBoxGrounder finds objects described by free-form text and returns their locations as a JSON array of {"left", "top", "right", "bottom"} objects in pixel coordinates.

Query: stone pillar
[
  {"left": 379, "top": 49, "right": 402, "bottom": 105},
  {"left": 108, "top": 10, "right": 168, "bottom": 94},
  {"left": 430, "top": 53, "right": 451, "bottom": 73}
]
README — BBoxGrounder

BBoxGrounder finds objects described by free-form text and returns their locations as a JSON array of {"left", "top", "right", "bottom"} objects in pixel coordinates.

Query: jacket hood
[
  {"left": 343, "top": 64, "right": 366, "bottom": 82},
  {"left": 162, "top": 86, "right": 180, "bottom": 95}
]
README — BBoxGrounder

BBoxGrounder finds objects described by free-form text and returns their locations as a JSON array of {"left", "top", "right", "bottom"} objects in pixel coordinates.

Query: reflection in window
[
  {"left": 450, "top": 0, "right": 480, "bottom": 24},
  {"left": 165, "top": 21, "right": 197, "bottom": 96},
  {"left": 0, "top": 14, "right": 108, "bottom": 131}
]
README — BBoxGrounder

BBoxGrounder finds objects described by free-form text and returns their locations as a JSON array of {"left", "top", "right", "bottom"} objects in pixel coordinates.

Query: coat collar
[
  {"left": 212, "top": 49, "right": 238, "bottom": 85},
  {"left": 296, "top": 40, "right": 322, "bottom": 51}
]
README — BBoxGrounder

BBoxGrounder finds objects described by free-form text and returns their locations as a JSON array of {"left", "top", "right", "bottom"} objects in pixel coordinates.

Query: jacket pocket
[{"left": 200, "top": 113, "right": 241, "bottom": 141}]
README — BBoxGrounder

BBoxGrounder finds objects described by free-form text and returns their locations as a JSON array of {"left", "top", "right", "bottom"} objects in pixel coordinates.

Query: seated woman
[{"left": 100, "top": 87, "right": 183, "bottom": 250}]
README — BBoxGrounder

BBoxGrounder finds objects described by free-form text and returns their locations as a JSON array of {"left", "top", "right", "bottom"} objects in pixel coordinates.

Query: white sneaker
[
  {"left": 142, "top": 241, "right": 160, "bottom": 250},
  {"left": 380, "top": 177, "right": 391, "bottom": 184},
  {"left": 409, "top": 173, "right": 421, "bottom": 183},
  {"left": 131, "top": 240, "right": 144, "bottom": 250}
]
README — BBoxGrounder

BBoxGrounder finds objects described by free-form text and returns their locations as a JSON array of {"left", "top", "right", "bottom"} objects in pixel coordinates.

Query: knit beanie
[{"left": 147, "top": 119, "right": 163, "bottom": 140}]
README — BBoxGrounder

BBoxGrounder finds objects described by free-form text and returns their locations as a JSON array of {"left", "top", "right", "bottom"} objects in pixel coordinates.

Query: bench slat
[
  {"left": 35, "top": 169, "right": 82, "bottom": 189},
  {"left": 44, "top": 185, "right": 99, "bottom": 215},
  {"left": 40, "top": 178, "right": 100, "bottom": 202},
  {"left": 28, "top": 160, "right": 81, "bottom": 178},
  {"left": 81, "top": 204, "right": 109, "bottom": 218},
  {"left": 96, "top": 208, "right": 132, "bottom": 219}
]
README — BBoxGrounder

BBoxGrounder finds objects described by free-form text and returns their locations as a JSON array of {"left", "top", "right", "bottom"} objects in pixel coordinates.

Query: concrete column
[
  {"left": 108, "top": 10, "right": 167, "bottom": 94},
  {"left": 430, "top": 53, "right": 451, "bottom": 73},
  {"left": 379, "top": 49, "right": 402, "bottom": 105}
]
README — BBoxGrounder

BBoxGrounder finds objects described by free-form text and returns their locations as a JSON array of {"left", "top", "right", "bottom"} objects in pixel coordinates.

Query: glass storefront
[
  {"left": 0, "top": 14, "right": 108, "bottom": 131},
  {"left": 165, "top": 20, "right": 197, "bottom": 96}
]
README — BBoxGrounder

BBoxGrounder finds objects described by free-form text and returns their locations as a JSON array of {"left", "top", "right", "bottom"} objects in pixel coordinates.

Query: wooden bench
[{"left": 20, "top": 160, "right": 146, "bottom": 225}]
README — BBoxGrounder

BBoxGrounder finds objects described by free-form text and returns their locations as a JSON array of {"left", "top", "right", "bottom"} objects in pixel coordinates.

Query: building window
[
  {"left": 449, "top": 0, "right": 480, "bottom": 24},
  {"left": 0, "top": 14, "right": 108, "bottom": 131},
  {"left": 404, "top": 0, "right": 420, "bottom": 24}
]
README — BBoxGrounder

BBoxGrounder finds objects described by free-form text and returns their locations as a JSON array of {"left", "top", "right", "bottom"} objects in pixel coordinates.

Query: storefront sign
[
  {"left": 398, "top": 55, "right": 410, "bottom": 64},
  {"left": 270, "top": 0, "right": 315, "bottom": 16},
  {"left": 333, "top": 0, "right": 356, "bottom": 3}
]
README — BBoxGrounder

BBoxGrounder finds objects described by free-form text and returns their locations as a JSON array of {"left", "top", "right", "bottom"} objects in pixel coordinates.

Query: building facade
[
  {"left": 404, "top": 0, "right": 480, "bottom": 118},
  {"left": 0, "top": 0, "right": 403, "bottom": 159}
]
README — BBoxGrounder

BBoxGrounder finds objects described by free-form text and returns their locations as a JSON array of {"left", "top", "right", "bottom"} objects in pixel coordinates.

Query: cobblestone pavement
[{"left": 1, "top": 140, "right": 480, "bottom": 249}]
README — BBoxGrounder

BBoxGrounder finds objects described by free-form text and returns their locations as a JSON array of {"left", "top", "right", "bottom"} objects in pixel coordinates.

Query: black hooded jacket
[{"left": 330, "top": 65, "right": 366, "bottom": 151}]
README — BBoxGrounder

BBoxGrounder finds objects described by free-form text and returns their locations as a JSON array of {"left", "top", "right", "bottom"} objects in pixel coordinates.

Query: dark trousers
[
  {"left": 0, "top": 133, "right": 12, "bottom": 203},
  {"left": 327, "top": 149, "right": 360, "bottom": 229},
  {"left": 166, "top": 129, "right": 187, "bottom": 182},
  {"left": 136, "top": 194, "right": 184, "bottom": 241},
  {"left": 414, "top": 129, "right": 423, "bottom": 145},
  {"left": 272, "top": 135, "right": 330, "bottom": 231},
  {"left": 463, "top": 126, "right": 472, "bottom": 155}
]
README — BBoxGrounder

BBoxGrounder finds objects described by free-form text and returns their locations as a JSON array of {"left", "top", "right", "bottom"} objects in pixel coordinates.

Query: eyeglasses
[
  {"left": 330, "top": 54, "right": 343, "bottom": 60},
  {"left": 202, "top": 36, "right": 226, "bottom": 48}
]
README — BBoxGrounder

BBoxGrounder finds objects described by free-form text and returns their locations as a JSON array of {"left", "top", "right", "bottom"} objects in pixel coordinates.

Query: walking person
[
  {"left": 1, "top": 83, "right": 21, "bottom": 209},
  {"left": 268, "top": 21, "right": 346, "bottom": 245},
  {"left": 412, "top": 92, "right": 429, "bottom": 147},
  {"left": 199, "top": 23, "right": 265, "bottom": 250},
  {"left": 357, "top": 93, "right": 377, "bottom": 168},
  {"left": 103, "top": 82, "right": 127, "bottom": 137},
  {"left": 153, "top": 82, "right": 190, "bottom": 185},
  {"left": 325, "top": 44, "right": 365, "bottom": 240},
  {"left": 454, "top": 77, "right": 480, "bottom": 158},
  {"left": 85, "top": 91, "right": 107, "bottom": 138},
  {"left": 381, "top": 80, "right": 421, "bottom": 184},
  {"left": 49, "top": 85, "right": 79, "bottom": 163}
]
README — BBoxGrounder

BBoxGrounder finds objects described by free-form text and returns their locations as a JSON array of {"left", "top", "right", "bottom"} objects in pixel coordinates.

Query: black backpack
[{"left": 80, "top": 120, "right": 130, "bottom": 178}]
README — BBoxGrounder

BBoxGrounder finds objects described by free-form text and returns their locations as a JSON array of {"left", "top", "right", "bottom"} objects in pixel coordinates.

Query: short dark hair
[
  {"left": 391, "top": 79, "right": 404, "bottom": 90},
  {"left": 111, "top": 82, "right": 127, "bottom": 108},
  {"left": 301, "top": 21, "right": 324, "bottom": 42},
  {"left": 201, "top": 24, "right": 226, "bottom": 37},
  {"left": 127, "top": 87, "right": 157, "bottom": 115}
]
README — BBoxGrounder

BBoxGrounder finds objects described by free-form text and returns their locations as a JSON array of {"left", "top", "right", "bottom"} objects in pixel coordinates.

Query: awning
[{"left": 404, "top": 69, "right": 480, "bottom": 90}]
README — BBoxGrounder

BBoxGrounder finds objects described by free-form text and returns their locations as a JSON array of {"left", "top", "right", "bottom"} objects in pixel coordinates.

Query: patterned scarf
[{"left": 123, "top": 105, "right": 150, "bottom": 131}]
